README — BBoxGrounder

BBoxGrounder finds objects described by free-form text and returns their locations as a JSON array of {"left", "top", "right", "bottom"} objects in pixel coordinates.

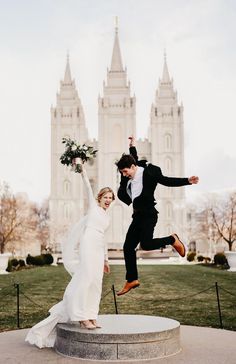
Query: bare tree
[
  {"left": 0, "top": 182, "right": 39, "bottom": 254},
  {"left": 1, "top": 183, "right": 24, "bottom": 253},
  {"left": 32, "top": 199, "right": 50, "bottom": 252},
  {"left": 187, "top": 194, "right": 229, "bottom": 255},
  {"left": 211, "top": 192, "right": 236, "bottom": 251}
]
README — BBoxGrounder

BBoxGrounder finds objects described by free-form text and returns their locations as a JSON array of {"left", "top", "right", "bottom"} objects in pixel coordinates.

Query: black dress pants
[{"left": 123, "top": 208, "right": 174, "bottom": 282}]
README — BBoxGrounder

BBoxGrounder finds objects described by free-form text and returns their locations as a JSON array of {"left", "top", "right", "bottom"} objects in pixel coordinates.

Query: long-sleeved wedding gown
[{"left": 25, "top": 170, "right": 110, "bottom": 348}]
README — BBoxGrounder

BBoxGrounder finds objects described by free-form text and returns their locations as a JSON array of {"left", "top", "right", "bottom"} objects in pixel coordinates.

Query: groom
[{"left": 116, "top": 138, "right": 199, "bottom": 296}]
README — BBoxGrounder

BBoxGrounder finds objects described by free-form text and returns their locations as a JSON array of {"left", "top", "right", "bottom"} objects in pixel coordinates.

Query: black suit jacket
[{"left": 117, "top": 146, "right": 190, "bottom": 210}]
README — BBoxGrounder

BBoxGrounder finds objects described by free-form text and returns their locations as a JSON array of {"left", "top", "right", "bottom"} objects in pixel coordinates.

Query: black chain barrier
[
  {"left": 0, "top": 284, "right": 14, "bottom": 292},
  {"left": 0, "top": 282, "right": 235, "bottom": 330},
  {"left": 20, "top": 291, "right": 46, "bottom": 310},
  {"left": 219, "top": 286, "right": 236, "bottom": 297},
  {"left": 152, "top": 285, "right": 215, "bottom": 302},
  {"left": 0, "top": 290, "right": 12, "bottom": 299},
  {"left": 0, "top": 285, "right": 15, "bottom": 303},
  {"left": 101, "top": 288, "right": 113, "bottom": 300}
]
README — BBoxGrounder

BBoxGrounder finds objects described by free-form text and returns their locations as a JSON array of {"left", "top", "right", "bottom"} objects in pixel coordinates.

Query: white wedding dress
[{"left": 25, "top": 169, "right": 110, "bottom": 348}]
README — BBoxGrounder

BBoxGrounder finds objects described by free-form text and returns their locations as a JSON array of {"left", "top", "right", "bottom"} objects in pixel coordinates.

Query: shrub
[
  {"left": 42, "top": 253, "right": 53, "bottom": 265},
  {"left": 26, "top": 253, "right": 53, "bottom": 266},
  {"left": 32, "top": 255, "right": 45, "bottom": 266},
  {"left": 187, "top": 251, "right": 196, "bottom": 262},
  {"left": 214, "top": 253, "right": 228, "bottom": 266},
  {"left": 18, "top": 259, "right": 26, "bottom": 267},
  {"left": 26, "top": 254, "right": 34, "bottom": 265},
  {"left": 6, "top": 258, "right": 19, "bottom": 272},
  {"left": 11, "top": 258, "right": 19, "bottom": 267},
  {"left": 6, "top": 258, "right": 26, "bottom": 272},
  {"left": 6, "top": 259, "right": 14, "bottom": 272},
  {"left": 197, "top": 255, "right": 212, "bottom": 264},
  {"left": 197, "top": 255, "right": 204, "bottom": 262}
]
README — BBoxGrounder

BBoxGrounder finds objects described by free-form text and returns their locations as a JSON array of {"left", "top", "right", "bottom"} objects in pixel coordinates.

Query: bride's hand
[{"left": 104, "top": 261, "right": 110, "bottom": 274}]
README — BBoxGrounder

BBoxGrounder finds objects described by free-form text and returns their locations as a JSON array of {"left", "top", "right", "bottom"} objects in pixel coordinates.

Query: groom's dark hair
[{"left": 116, "top": 154, "right": 137, "bottom": 170}]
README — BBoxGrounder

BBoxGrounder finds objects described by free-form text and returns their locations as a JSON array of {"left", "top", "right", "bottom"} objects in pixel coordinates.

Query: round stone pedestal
[{"left": 55, "top": 314, "right": 181, "bottom": 361}]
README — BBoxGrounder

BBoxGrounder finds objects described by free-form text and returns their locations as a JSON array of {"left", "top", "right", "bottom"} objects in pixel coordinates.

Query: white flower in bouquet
[{"left": 60, "top": 138, "right": 98, "bottom": 173}]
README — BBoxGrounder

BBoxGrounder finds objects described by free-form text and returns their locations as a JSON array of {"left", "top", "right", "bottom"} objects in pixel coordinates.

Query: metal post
[
  {"left": 112, "top": 284, "right": 118, "bottom": 314},
  {"left": 215, "top": 282, "right": 223, "bottom": 329},
  {"left": 14, "top": 283, "right": 20, "bottom": 329}
]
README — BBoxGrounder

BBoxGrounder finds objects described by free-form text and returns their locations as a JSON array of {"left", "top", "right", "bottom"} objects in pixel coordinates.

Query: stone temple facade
[{"left": 49, "top": 27, "right": 186, "bottom": 252}]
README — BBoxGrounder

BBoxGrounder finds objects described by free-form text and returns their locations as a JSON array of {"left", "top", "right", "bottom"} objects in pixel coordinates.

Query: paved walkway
[{"left": 1, "top": 325, "right": 236, "bottom": 364}]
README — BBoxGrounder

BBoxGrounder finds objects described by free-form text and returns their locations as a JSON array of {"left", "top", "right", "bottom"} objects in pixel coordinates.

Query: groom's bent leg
[
  {"left": 140, "top": 210, "right": 174, "bottom": 250},
  {"left": 123, "top": 219, "right": 140, "bottom": 282}
]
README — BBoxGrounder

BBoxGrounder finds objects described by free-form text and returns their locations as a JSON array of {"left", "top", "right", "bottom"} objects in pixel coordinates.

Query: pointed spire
[
  {"left": 64, "top": 52, "right": 72, "bottom": 84},
  {"left": 110, "top": 17, "right": 123, "bottom": 72},
  {"left": 161, "top": 49, "right": 171, "bottom": 83}
]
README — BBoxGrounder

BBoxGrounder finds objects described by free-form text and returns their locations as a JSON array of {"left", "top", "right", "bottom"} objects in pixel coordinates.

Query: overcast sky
[{"left": 0, "top": 0, "right": 236, "bottom": 203}]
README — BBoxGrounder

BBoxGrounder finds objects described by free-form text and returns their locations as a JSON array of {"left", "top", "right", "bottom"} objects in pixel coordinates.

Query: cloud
[{"left": 186, "top": 149, "right": 236, "bottom": 194}]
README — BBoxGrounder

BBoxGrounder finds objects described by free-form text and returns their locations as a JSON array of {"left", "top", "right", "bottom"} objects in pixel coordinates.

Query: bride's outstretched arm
[{"left": 80, "top": 166, "right": 96, "bottom": 208}]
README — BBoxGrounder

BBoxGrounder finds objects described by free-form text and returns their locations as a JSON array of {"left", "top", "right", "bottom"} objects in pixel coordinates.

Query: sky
[{"left": 0, "top": 0, "right": 236, "bottom": 203}]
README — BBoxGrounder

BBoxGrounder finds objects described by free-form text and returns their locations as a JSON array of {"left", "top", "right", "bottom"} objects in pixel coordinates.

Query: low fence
[{"left": 0, "top": 281, "right": 235, "bottom": 331}]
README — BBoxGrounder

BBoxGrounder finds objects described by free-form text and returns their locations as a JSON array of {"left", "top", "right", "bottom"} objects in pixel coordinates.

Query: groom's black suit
[{"left": 118, "top": 146, "right": 190, "bottom": 282}]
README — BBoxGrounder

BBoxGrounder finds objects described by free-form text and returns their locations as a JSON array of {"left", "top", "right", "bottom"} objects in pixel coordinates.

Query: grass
[{"left": 0, "top": 264, "right": 235, "bottom": 332}]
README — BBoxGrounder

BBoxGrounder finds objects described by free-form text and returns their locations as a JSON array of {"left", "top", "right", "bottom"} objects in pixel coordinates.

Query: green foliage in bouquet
[{"left": 60, "top": 137, "right": 98, "bottom": 173}]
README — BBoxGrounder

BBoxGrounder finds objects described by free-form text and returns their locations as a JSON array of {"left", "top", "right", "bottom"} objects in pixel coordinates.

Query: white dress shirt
[{"left": 127, "top": 166, "right": 144, "bottom": 201}]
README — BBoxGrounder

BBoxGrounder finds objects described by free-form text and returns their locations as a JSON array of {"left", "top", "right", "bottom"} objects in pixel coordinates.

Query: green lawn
[{"left": 0, "top": 264, "right": 235, "bottom": 332}]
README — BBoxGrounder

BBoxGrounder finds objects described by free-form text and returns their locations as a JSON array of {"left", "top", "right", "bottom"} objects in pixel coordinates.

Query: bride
[{"left": 25, "top": 164, "right": 115, "bottom": 348}]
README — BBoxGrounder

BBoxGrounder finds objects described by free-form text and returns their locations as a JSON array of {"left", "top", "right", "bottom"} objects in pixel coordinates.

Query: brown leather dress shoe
[
  {"left": 172, "top": 233, "right": 186, "bottom": 257},
  {"left": 117, "top": 280, "right": 140, "bottom": 296}
]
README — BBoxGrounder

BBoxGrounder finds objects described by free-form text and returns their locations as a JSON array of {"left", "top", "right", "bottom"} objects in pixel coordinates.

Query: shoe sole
[
  {"left": 117, "top": 283, "right": 140, "bottom": 296},
  {"left": 174, "top": 234, "right": 186, "bottom": 257}
]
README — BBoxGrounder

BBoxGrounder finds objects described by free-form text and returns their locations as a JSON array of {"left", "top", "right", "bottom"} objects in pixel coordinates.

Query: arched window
[
  {"left": 115, "top": 164, "right": 120, "bottom": 190},
  {"left": 166, "top": 202, "right": 172, "bottom": 219},
  {"left": 166, "top": 187, "right": 172, "bottom": 197},
  {"left": 63, "top": 180, "right": 70, "bottom": 194},
  {"left": 165, "top": 157, "right": 172, "bottom": 173},
  {"left": 166, "top": 224, "right": 172, "bottom": 235},
  {"left": 113, "top": 205, "right": 123, "bottom": 242},
  {"left": 113, "top": 124, "right": 122, "bottom": 151},
  {"left": 64, "top": 203, "right": 70, "bottom": 220},
  {"left": 165, "top": 133, "right": 172, "bottom": 151}
]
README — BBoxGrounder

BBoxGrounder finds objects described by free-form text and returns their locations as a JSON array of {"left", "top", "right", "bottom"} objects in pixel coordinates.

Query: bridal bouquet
[{"left": 60, "top": 138, "right": 98, "bottom": 173}]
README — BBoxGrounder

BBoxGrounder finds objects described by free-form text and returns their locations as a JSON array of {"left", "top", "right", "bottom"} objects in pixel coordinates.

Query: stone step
[{"left": 55, "top": 314, "right": 181, "bottom": 361}]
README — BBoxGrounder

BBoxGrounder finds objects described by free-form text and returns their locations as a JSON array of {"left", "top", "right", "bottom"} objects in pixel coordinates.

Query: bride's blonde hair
[{"left": 97, "top": 187, "right": 115, "bottom": 203}]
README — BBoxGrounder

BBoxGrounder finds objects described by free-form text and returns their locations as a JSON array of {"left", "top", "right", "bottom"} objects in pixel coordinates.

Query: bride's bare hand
[{"left": 104, "top": 261, "right": 110, "bottom": 274}]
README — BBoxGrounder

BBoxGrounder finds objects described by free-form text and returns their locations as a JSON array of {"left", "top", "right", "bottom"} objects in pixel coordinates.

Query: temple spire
[
  {"left": 161, "top": 50, "right": 171, "bottom": 83},
  {"left": 64, "top": 53, "right": 72, "bottom": 84},
  {"left": 110, "top": 18, "right": 123, "bottom": 72}
]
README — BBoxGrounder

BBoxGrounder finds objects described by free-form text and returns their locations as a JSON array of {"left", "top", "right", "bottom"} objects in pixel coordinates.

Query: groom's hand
[
  {"left": 129, "top": 136, "right": 135, "bottom": 147},
  {"left": 188, "top": 176, "right": 199, "bottom": 184}
]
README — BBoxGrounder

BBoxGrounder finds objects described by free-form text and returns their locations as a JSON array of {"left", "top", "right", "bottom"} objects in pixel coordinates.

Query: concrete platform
[
  {"left": 1, "top": 324, "right": 236, "bottom": 364},
  {"left": 55, "top": 315, "right": 180, "bottom": 360}
]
